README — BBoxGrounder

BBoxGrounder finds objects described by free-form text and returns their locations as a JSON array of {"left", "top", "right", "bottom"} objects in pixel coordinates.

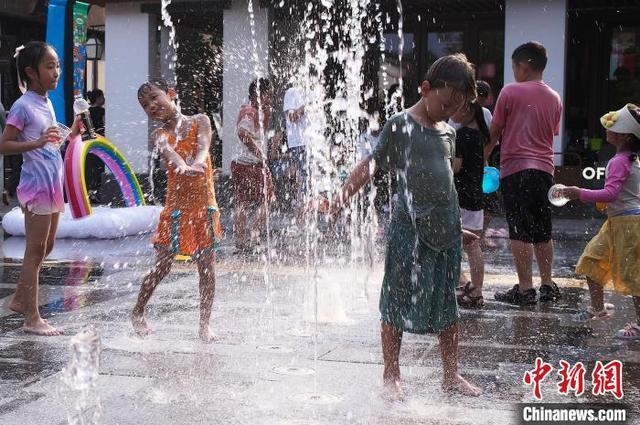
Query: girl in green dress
[{"left": 331, "top": 54, "right": 481, "bottom": 399}]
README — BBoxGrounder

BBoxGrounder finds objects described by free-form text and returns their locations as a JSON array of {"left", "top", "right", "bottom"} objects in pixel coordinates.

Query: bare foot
[
  {"left": 382, "top": 379, "right": 405, "bottom": 402},
  {"left": 199, "top": 326, "right": 223, "bottom": 343},
  {"left": 442, "top": 374, "right": 482, "bottom": 397},
  {"left": 132, "top": 314, "right": 153, "bottom": 337},
  {"left": 23, "top": 318, "right": 62, "bottom": 336}
]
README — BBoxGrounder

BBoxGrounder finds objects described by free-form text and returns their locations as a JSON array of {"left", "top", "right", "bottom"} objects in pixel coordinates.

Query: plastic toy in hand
[
  {"left": 548, "top": 184, "right": 570, "bottom": 207},
  {"left": 482, "top": 166, "right": 500, "bottom": 194}
]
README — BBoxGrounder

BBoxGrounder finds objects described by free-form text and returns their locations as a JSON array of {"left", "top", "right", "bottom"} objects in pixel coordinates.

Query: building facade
[
  {"left": 99, "top": 0, "right": 638, "bottom": 177},
  {"left": 2, "top": 0, "right": 638, "bottom": 203}
]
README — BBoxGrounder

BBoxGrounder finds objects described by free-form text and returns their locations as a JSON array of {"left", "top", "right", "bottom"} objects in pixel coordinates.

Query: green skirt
[{"left": 379, "top": 219, "right": 461, "bottom": 334}]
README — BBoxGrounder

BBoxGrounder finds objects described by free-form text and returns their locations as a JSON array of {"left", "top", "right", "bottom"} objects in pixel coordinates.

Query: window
[
  {"left": 426, "top": 31, "right": 464, "bottom": 65},
  {"left": 608, "top": 26, "right": 640, "bottom": 111},
  {"left": 378, "top": 32, "right": 415, "bottom": 103},
  {"left": 477, "top": 29, "right": 504, "bottom": 108}
]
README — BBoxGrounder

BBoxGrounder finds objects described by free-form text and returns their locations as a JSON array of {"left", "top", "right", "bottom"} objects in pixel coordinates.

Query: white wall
[
  {"left": 221, "top": 1, "right": 270, "bottom": 174},
  {"left": 105, "top": 3, "right": 150, "bottom": 173},
  {"left": 504, "top": 0, "right": 567, "bottom": 163},
  {"left": 160, "top": 26, "right": 176, "bottom": 86}
]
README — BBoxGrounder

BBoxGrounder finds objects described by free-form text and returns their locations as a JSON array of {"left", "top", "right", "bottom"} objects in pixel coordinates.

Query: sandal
[
  {"left": 456, "top": 282, "right": 485, "bottom": 309},
  {"left": 573, "top": 303, "right": 614, "bottom": 323},
  {"left": 615, "top": 323, "right": 640, "bottom": 341},
  {"left": 455, "top": 283, "right": 468, "bottom": 296}
]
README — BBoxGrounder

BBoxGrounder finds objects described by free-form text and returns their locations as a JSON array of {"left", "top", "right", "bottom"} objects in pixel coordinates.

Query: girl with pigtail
[{"left": 0, "top": 42, "right": 82, "bottom": 335}]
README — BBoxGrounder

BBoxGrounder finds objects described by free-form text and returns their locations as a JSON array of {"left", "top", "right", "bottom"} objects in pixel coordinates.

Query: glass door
[
  {"left": 607, "top": 26, "right": 640, "bottom": 111},
  {"left": 477, "top": 29, "right": 504, "bottom": 109},
  {"left": 423, "top": 24, "right": 504, "bottom": 107},
  {"left": 378, "top": 32, "right": 416, "bottom": 110},
  {"left": 426, "top": 31, "right": 464, "bottom": 62}
]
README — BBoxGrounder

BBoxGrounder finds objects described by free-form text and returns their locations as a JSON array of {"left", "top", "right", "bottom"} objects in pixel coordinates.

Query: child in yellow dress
[
  {"left": 132, "top": 80, "right": 222, "bottom": 342},
  {"left": 560, "top": 104, "right": 640, "bottom": 340}
]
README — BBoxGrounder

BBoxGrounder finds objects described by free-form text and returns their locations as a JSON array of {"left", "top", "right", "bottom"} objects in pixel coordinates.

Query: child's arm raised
[
  {"left": 191, "top": 114, "right": 213, "bottom": 172},
  {"left": 0, "top": 124, "right": 59, "bottom": 155}
]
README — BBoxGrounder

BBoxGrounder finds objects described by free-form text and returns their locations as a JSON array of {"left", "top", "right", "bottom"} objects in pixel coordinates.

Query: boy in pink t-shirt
[{"left": 484, "top": 41, "right": 563, "bottom": 305}]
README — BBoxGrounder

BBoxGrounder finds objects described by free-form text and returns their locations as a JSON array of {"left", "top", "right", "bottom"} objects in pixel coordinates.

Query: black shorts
[{"left": 501, "top": 169, "right": 553, "bottom": 243}]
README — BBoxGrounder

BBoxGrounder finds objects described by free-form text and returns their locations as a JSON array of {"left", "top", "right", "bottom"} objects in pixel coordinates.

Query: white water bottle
[{"left": 73, "top": 97, "right": 95, "bottom": 140}]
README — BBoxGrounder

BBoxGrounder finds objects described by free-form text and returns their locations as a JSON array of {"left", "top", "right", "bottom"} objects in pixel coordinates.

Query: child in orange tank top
[{"left": 132, "top": 80, "right": 222, "bottom": 342}]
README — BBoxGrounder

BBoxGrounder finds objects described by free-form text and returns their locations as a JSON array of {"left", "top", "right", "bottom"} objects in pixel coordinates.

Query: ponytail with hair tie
[
  {"left": 12, "top": 41, "right": 54, "bottom": 93},
  {"left": 13, "top": 45, "right": 26, "bottom": 94}
]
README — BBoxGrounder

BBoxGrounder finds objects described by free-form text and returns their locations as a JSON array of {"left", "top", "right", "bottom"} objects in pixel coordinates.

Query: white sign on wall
[{"left": 582, "top": 167, "right": 606, "bottom": 180}]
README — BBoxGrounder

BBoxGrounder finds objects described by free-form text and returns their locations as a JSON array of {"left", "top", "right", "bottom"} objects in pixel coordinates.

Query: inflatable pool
[{"left": 2, "top": 205, "right": 162, "bottom": 239}]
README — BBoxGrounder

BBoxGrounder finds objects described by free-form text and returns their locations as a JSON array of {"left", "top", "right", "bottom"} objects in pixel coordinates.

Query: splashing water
[
  {"left": 160, "top": 0, "right": 179, "bottom": 88},
  {"left": 144, "top": 0, "right": 395, "bottom": 408},
  {"left": 59, "top": 328, "right": 102, "bottom": 425},
  {"left": 246, "top": 0, "right": 277, "bottom": 340},
  {"left": 148, "top": 133, "right": 167, "bottom": 205},
  {"left": 271, "top": 0, "right": 384, "bottom": 403},
  {"left": 396, "top": 0, "right": 405, "bottom": 112},
  {"left": 148, "top": 0, "right": 180, "bottom": 204}
]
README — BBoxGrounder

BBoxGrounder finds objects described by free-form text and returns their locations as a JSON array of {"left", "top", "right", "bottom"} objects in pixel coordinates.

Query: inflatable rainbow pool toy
[{"left": 64, "top": 135, "right": 145, "bottom": 219}]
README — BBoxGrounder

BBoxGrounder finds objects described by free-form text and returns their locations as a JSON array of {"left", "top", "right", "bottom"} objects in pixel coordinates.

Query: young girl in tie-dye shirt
[{"left": 0, "top": 42, "right": 81, "bottom": 336}]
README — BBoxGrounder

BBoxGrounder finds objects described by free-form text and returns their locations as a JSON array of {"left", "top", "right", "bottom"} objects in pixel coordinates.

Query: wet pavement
[{"left": 0, "top": 216, "right": 638, "bottom": 424}]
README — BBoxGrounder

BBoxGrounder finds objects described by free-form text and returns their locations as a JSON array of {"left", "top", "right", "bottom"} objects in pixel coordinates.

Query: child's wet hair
[
  {"left": 137, "top": 79, "right": 170, "bottom": 99},
  {"left": 512, "top": 41, "right": 548, "bottom": 72},
  {"left": 15, "top": 41, "right": 55, "bottom": 85},
  {"left": 424, "top": 54, "right": 476, "bottom": 105}
]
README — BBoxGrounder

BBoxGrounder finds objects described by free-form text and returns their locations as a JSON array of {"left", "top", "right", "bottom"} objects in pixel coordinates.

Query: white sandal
[
  {"left": 615, "top": 323, "right": 640, "bottom": 341},
  {"left": 573, "top": 303, "right": 614, "bottom": 323}
]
